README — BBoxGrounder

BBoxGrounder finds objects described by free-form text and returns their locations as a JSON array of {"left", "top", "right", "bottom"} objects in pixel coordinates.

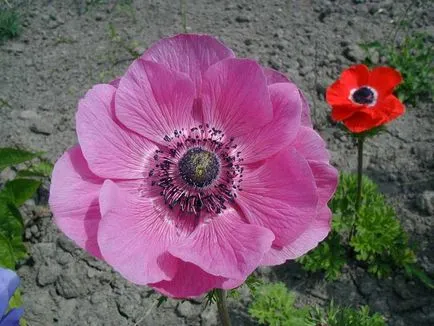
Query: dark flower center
[
  {"left": 352, "top": 86, "right": 375, "bottom": 105},
  {"left": 178, "top": 147, "right": 220, "bottom": 188},
  {"left": 147, "top": 124, "right": 243, "bottom": 214}
]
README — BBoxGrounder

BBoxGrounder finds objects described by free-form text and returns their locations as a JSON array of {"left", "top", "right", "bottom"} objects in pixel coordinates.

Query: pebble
[
  {"left": 342, "top": 44, "right": 366, "bottom": 62},
  {"left": 37, "top": 260, "right": 61, "bottom": 286},
  {"left": 30, "top": 119, "right": 54, "bottom": 135},
  {"left": 56, "top": 264, "right": 87, "bottom": 299},
  {"left": 416, "top": 191, "right": 434, "bottom": 215},
  {"left": 235, "top": 15, "right": 250, "bottom": 23},
  {"left": 5, "top": 43, "right": 25, "bottom": 54}
]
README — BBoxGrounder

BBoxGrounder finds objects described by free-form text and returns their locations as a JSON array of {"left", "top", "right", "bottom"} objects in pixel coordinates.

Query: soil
[{"left": 0, "top": 0, "right": 433, "bottom": 325}]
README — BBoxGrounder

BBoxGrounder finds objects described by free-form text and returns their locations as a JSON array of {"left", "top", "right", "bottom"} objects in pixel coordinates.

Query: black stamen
[{"left": 352, "top": 86, "right": 375, "bottom": 105}]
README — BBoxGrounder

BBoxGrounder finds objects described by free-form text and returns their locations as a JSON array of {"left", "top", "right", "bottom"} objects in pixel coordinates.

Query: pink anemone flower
[{"left": 49, "top": 34, "right": 338, "bottom": 298}]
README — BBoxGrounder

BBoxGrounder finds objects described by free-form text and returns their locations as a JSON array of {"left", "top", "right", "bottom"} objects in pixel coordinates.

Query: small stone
[
  {"left": 37, "top": 260, "right": 61, "bottom": 286},
  {"left": 244, "top": 38, "right": 252, "bottom": 46},
  {"left": 5, "top": 43, "right": 25, "bottom": 54},
  {"left": 343, "top": 44, "right": 366, "bottom": 62},
  {"left": 235, "top": 15, "right": 250, "bottom": 23},
  {"left": 176, "top": 301, "right": 197, "bottom": 318},
  {"left": 19, "top": 110, "right": 39, "bottom": 120},
  {"left": 95, "top": 13, "right": 104, "bottom": 21},
  {"left": 56, "top": 264, "right": 87, "bottom": 299},
  {"left": 30, "top": 119, "right": 54, "bottom": 135},
  {"left": 393, "top": 275, "right": 412, "bottom": 299},
  {"left": 416, "top": 191, "right": 434, "bottom": 215},
  {"left": 115, "top": 292, "right": 141, "bottom": 320},
  {"left": 57, "top": 236, "right": 77, "bottom": 253},
  {"left": 200, "top": 305, "right": 218, "bottom": 326}
]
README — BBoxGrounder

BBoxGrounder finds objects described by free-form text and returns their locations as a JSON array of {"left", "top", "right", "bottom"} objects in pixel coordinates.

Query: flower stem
[
  {"left": 355, "top": 136, "right": 364, "bottom": 211},
  {"left": 349, "top": 135, "right": 365, "bottom": 242},
  {"left": 216, "top": 289, "right": 231, "bottom": 326}
]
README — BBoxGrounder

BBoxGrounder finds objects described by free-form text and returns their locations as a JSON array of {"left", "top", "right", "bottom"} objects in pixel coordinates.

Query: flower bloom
[
  {"left": 49, "top": 34, "right": 338, "bottom": 298},
  {"left": 326, "top": 64, "right": 404, "bottom": 133},
  {"left": 0, "top": 268, "right": 23, "bottom": 326}
]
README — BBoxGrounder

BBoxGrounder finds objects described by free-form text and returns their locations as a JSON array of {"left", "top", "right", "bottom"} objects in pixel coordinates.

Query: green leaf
[
  {"left": 0, "top": 232, "right": 15, "bottom": 269},
  {"left": 16, "top": 161, "right": 53, "bottom": 178},
  {"left": 404, "top": 264, "right": 434, "bottom": 289},
  {"left": 0, "top": 148, "right": 41, "bottom": 172},
  {"left": 2, "top": 178, "right": 41, "bottom": 206},
  {"left": 0, "top": 199, "right": 24, "bottom": 235}
]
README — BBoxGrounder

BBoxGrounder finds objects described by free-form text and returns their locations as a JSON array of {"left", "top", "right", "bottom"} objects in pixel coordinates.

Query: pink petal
[
  {"left": 261, "top": 206, "right": 332, "bottom": 265},
  {"left": 236, "top": 82, "right": 302, "bottom": 164},
  {"left": 202, "top": 58, "right": 273, "bottom": 137},
  {"left": 142, "top": 34, "right": 235, "bottom": 95},
  {"left": 263, "top": 67, "right": 290, "bottom": 85},
  {"left": 49, "top": 146, "right": 103, "bottom": 259},
  {"left": 115, "top": 60, "right": 196, "bottom": 144},
  {"left": 237, "top": 147, "right": 318, "bottom": 247},
  {"left": 97, "top": 180, "right": 179, "bottom": 284},
  {"left": 299, "top": 91, "right": 313, "bottom": 127},
  {"left": 76, "top": 84, "right": 158, "bottom": 179},
  {"left": 150, "top": 260, "right": 228, "bottom": 298},
  {"left": 169, "top": 208, "right": 274, "bottom": 280},
  {"left": 109, "top": 78, "right": 120, "bottom": 88},
  {"left": 308, "top": 160, "right": 338, "bottom": 206},
  {"left": 293, "top": 126, "right": 330, "bottom": 162},
  {"left": 263, "top": 67, "right": 312, "bottom": 127}
]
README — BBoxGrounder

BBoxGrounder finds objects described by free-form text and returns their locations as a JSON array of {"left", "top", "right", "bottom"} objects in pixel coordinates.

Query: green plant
[
  {"left": 307, "top": 301, "right": 386, "bottom": 326},
  {"left": 299, "top": 173, "right": 427, "bottom": 283},
  {"left": 361, "top": 33, "right": 434, "bottom": 106},
  {"left": 0, "top": 8, "right": 21, "bottom": 42},
  {"left": 248, "top": 282, "right": 386, "bottom": 326},
  {"left": 297, "top": 232, "right": 346, "bottom": 280},
  {"left": 0, "top": 147, "right": 53, "bottom": 269},
  {"left": 249, "top": 282, "right": 311, "bottom": 326}
]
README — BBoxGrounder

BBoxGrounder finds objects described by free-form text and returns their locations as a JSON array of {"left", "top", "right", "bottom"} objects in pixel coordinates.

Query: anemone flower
[
  {"left": 50, "top": 34, "right": 338, "bottom": 298},
  {"left": 0, "top": 268, "right": 23, "bottom": 326},
  {"left": 326, "top": 64, "right": 404, "bottom": 133}
]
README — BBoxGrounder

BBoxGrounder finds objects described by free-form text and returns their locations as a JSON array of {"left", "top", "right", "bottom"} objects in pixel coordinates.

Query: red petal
[
  {"left": 343, "top": 111, "right": 384, "bottom": 133},
  {"left": 326, "top": 80, "right": 352, "bottom": 107},
  {"left": 368, "top": 67, "right": 402, "bottom": 96},
  {"left": 340, "top": 64, "right": 369, "bottom": 89},
  {"left": 373, "top": 95, "right": 405, "bottom": 123}
]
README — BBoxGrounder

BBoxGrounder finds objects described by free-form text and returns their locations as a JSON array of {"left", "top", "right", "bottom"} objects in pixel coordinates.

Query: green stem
[
  {"left": 355, "top": 136, "right": 364, "bottom": 211},
  {"left": 180, "top": 0, "right": 187, "bottom": 33},
  {"left": 349, "top": 136, "right": 365, "bottom": 243},
  {"left": 216, "top": 289, "right": 231, "bottom": 326}
]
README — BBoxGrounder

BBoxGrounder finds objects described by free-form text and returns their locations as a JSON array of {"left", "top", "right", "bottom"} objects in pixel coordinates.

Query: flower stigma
[
  {"left": 350, "top": 86, "right": 377, "bottom": 106},
  {"left": 147, "top": 124, "right": 244, "bottom": 215},
  {"left": 178, "top": 147, "right": 220, "bottom": 188}
]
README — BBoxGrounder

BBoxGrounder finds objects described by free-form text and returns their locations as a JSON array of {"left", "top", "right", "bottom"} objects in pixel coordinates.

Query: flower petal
[
  {"left": 237, "top": 147, "right": 318, "bottom": 247},
  {"left": 343, "top": 111, "right": 384, "bottom": 133},
  {"left": 263, "top": 67, "right": 290, "bottom": 85},
  {"left": 293, "top": 126, "right": 330, "bottom": 162},
  {"left": 340, "top": 64, "right": 369, "bottom": 89},
  {"left": 0, "top": 268, "right": 20, "bottom": 317},
  {"left": 261, "top": 206, "right": 332, "bottom": 265},
  {"left": 1, "top": 307, "right": 24, "bottom": 325},
  {"left": 202, "top": 58, "right": 273, "bottom": 137},
  {"left": 375, "top": 95, "right": 405, "bottom": 122},
  {"left": 236, "top": 82, "right": 302, "bottom": 163},
  {"left": 150, "top": 260, "right": 228, "bottom": 298},
  {"left": 263, "top": 68, "right": 312, "bottom": 127},
  {"left": 49, "top": 146, "right": 103, "bottom": 259},
  {"left": 76, "top": 84, "right": 158, "bottom": 179},
  {"left": 98, "top": 180, "right": 180, "bottom": 285},
  {"left": 169, "top": 208, "right": 274, "bottom": 280},
  {"left": 369, "top": 66, "right": 402, "bottom": 96},
  {"left": 326, "top": 80, "right": 354, "bottom": 110},
  {"left": 142, "top": 34, "right": 235, "bottom": 95},
  {"left": 308, "top": 160, "right": 338, "bottom": 206},
  {"left": 115, "top": 60, "right": 196, "bottom": 144}
]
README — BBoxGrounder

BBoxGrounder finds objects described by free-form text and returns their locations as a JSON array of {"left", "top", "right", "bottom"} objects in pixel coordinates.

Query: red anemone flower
[{"left": 326, "top": 64, "right": 404, "bottom": 133}]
